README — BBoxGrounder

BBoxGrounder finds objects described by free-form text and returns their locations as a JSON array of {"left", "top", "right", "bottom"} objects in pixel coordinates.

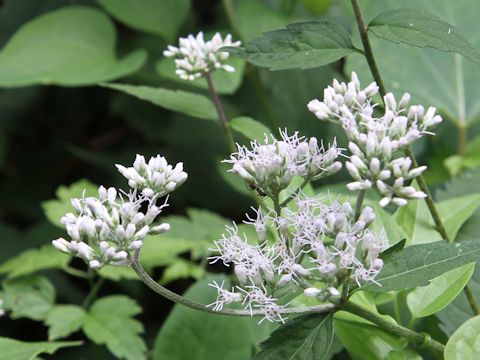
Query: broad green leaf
[
  {"left": 363, "top": 238, "right": 480, "bottom": 292},
  {"left": 406, "top": 263, "right": 475, "bottom": 318},
  {"left": 153, "top": 277, "right": 253, "bottom": 360},
  {"left": 138, "top": 236, "right": 193, "bottom": 269},
  {"left": 2, "top": 275, "right": 55, "bottom": 320},
  {"left": 159, "top": 259, "right": 205, "bottom": 285},
  {"left": 252, "top": 313, "right": 334, "bottom": 360},
  {"left": 0, "top": 245, "right": 69, "bottom": 278},
  {"left": 445, "top": 315, "right": 480, "bottom": 359},
  {"left": 0, "top": 337, "right": 81, "bottom": 360},
  {"left": 156, "top": 57, "right": 246, "bottom": 95},
  {"left": 96, "top": 0, "right": 189, "bottom": 41},
  {"left": 369, "top": 9, "right": 480, "bottom": 64},
  {"left": 346, "top": 0, "right": 480, "bottom": 126},
  {"left": 236, "top": 0, "right": 288, "bottom": 41},
  {"left": 445, "top": 137, "right": 480, "bottom": 176},
  {"left": 83, "top": 295, "right": 146, "bottom": 360},
  {"left": 230, "top": 116, "right": 271, "bottom": 142},
  {"left": 101, "top": 83, "right": 218, "bottom": 121},
  {"left": 42, "top": 179, "right": 98, "bottom": 228},
  {"left": 228, "top": 21, "right": 357, "bottom": 70},
  {"left": 45, "top": 305, "right": 86, "bottom": 340},
  {"left": 395, "top": 193, "right": 480, "bottom": 244},
  {"left": 0, "top": 6, "right": 146, "bottom": 87}
]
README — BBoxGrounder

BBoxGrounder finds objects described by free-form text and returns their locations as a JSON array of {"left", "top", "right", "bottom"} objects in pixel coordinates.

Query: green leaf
[
  {"left": 101, "top": 83, "right": 218, "bottom": 121},
  {"left": 153, "top": 277, "right": 253, "bottom": 360},
  {"left": 83, "top": 295, "right": 146, "bottom": 360},
  {"left": 230, "top": 117, "right": 271, "bottom": 142},
  {"left": 98, "top": 266, "right": 139, "bottom": 281},
  {"left": 228, "top": 21, "right": 357, "bottom": 70},
  {"left": 445, "top": 315, "right": 480, "bottom": 359},
  {"left": 2, "top": 275, "right": 55, "bottom": 320},
  {"left": 0, "top": 6, "right": 146, "bottom": 87},
  {"left": 156, "top": 56, "right": 246, "bottom": 95},
  {"left": 159, "top": 259, "right": 205, "bottom": 285},
  {"left": 252, "top": 313, "right": 334, "bottom": 360},
  {"left": 406, "top": 263, "right": 475, "bottom": 318},
  {"left": 395, "top": 193, "right": 480, "bottom": 244},
  {"left": 445, "top": 137, "right": 480, "bottom": 176},
  {"left": 369, "top": 9, "right": 480, "bottom": 64},
  {"left": 362, "top": 238, "right": 480, "bottom": 293},
  {"left": 96, "top": 0, "right": 190, "bottom": 41},
  {"left": 346, "top": 0, "right": 480, "bottom": 126},
  {"left": 0, "top": 245, "right": 69, "bottom": 278},
  {"left": 0, "top": 337, "right": 81, "bottom": 360},
  {"left": 45, "top": 305, "right": 86, "bottom": 340},
  {"left": 42, "top": 179, "right": 98, "bottom": 228}
]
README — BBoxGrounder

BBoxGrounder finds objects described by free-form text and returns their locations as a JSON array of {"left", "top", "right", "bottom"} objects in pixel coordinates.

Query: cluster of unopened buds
[
  {"left": 163, "top": 32, "right": 241, "bottom": 81},
  {"left": 52, "top": 155, "right": 187, "bottom": 269},
  {"left": 225, "top": 130, "right": 342, "bottom": 197},
  {"left": 308, "top": 72, "right": 442, "bottom": 207},
  {"left": 208, "top": 195, "right": 386, "bottom": 323}
]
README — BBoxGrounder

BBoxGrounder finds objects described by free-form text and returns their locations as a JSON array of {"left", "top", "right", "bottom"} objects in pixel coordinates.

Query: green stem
[
  {"left": 205, "top": 71, "right": 236, "bottom": 153},
  {"left": 464, "top": 284, "right": 480, "bottom": 315},
  {"left": 82, "top": 277, "right": 105, "bottom": 308},
  {"left": 280, "top": 178, "right": 311, "bottom": 207},
  {"left": 342, "top": 301, "right": 445, "bottom": 358},
  {"left": 350, "top": 0, "right": 387, "bottom": 99},
  {"left": 354, "top": 189, "right": 366, "bottom": 220},
  {"left": 131, "top": 249, "right": 335, "bottom": 316},
  {"left": 63, "top": 265, "right": 89, "bottom": 279},
  {"left": 458, "top": 123, "right": 468, "bottom": 156}
]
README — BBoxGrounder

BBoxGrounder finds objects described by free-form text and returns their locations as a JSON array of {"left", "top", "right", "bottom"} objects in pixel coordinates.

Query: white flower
[
  {"left": 164, "top": 32, "right": 241, "bottom": 81},
  {"left": 207, "top": 281, "right": 243, "bottom": 311},
  {"left": 225, "top": 130, "right": 342, "bottom": 196},
  {"left": 116, "top": 154, "right": 188, "bottom": 198},
  {"left": 308, "top": 72, "right": 442, "bottom": 207}
]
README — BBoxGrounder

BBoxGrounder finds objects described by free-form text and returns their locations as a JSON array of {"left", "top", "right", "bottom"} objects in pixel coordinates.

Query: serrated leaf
[
  {"left": 153, "top": 277, "right": 253, "bottom": 360},
  {"left": 83, "top": 295, "right": 146, "bottom": 360},
  {"left": 230, "top": 116, "right": 271, "bottom": 142},
  {"left": 2, "top": 275, "right": 55, "bottom": 320},
  {"left": 362, "top": 238, "right": 480, "bottom": 292},
  {"left": 445, "top": 315, "right": 480, "bottom": 359},
  {"left": 369, "top": 9, "right": 480, "bottom": 64},
  {"left": 0, "top": 337, "right": 81, "bottom": 360},
  {"left": 0, "top": 245, "right": 69, "bottom": 278},
  {"left": 45, "top": 305, "right": 86, "bottom": 340},
  {"left": 156, "top": 56, "right": 245, "bottom": 95},
  {"left": 101, "top": 83, "right": 218, "bottom": 121},
  {"left": 42, "top": 179, "right": 98, "bottom": 228},
  {"left": 96, "top": 0, "right": 189, "bottom": 41},
  {"left": 228, "top": 21, "right": 357, "bottom": 70},
  {"left": 253, "top": 313, "right": 333, "bottom": 360},
  {"left": 0, "top": 6, "right": 146, "bottom": 87},
  {"left": 406, "top": 263, "right": 475, "bottom": 318}
]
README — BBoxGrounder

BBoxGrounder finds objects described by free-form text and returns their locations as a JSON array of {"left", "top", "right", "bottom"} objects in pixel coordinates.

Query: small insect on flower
[{"left": 164, "top": 32, "right": 241, "bottom": 81}]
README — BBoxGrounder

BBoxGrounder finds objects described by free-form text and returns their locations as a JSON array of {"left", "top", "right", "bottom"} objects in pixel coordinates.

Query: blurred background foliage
[{"left": 0, "top": 0, "right": 480, "bottom": 359}]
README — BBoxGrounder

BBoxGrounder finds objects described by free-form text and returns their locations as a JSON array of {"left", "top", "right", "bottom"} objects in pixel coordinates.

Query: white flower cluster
[
  {"left": 164, "top": 32, "right": 241, "bottom": 81},
  {"left": 308, "top": 73, "right": 442, "bottom": 207},
  {"left": 208, "top": 195, "right": 386, "bottom": 322},
  {"left": 225, "top": 130, "right": 342, "bottom": 197},
  {"left": 52, "top": 155, "right": 185, "bottom": 269},
  {"left": 116, "top": 155, "right": 187, "bottom": 198}
]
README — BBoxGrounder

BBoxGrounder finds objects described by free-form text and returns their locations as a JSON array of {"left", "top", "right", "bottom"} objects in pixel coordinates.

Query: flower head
[
  {"left": 308, "top": 72, "right": 442, "bottom": 207},
  {"left": 164, "top": 32, "right": 241, "bottom": 81}
]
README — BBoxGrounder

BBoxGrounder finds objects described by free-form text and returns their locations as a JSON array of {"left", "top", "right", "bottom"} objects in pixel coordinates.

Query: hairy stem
[
  {"left": 205, "top": 71, "right": 236, "bottom": 153},
  {"left": 350, "top": 0, "right": 480, "bottom": 315},
  {"left": 342, "top": 301, "right": 445, "bottom": 358},
  {"left": 131, "top": 249, "right": 335, "bottom": 316}
]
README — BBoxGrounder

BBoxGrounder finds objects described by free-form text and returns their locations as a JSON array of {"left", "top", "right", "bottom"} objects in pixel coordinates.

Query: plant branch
[
  {"left": 63, "top": 265, "right": 89, "bottom": 279},
  {"left": 342, "top": 301, "right": 445, "bottom": 358},
  {"left": 130, "top": 249, "right": 336, "bottom": 316},
  {"left": 82, "top": 277, "right": 105, "bottom": 308},
  {"left": 205, "top": 71, "right": 236, "bottom": 153},
  {"left": 354, "top": 189, "right": 366, "bottom": 220},
  {"left": 280, "top": 178, "right": 311, "bottom": 207},
  {"left": 350, "top": 0, "right": 480, "bottom": 316}
]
